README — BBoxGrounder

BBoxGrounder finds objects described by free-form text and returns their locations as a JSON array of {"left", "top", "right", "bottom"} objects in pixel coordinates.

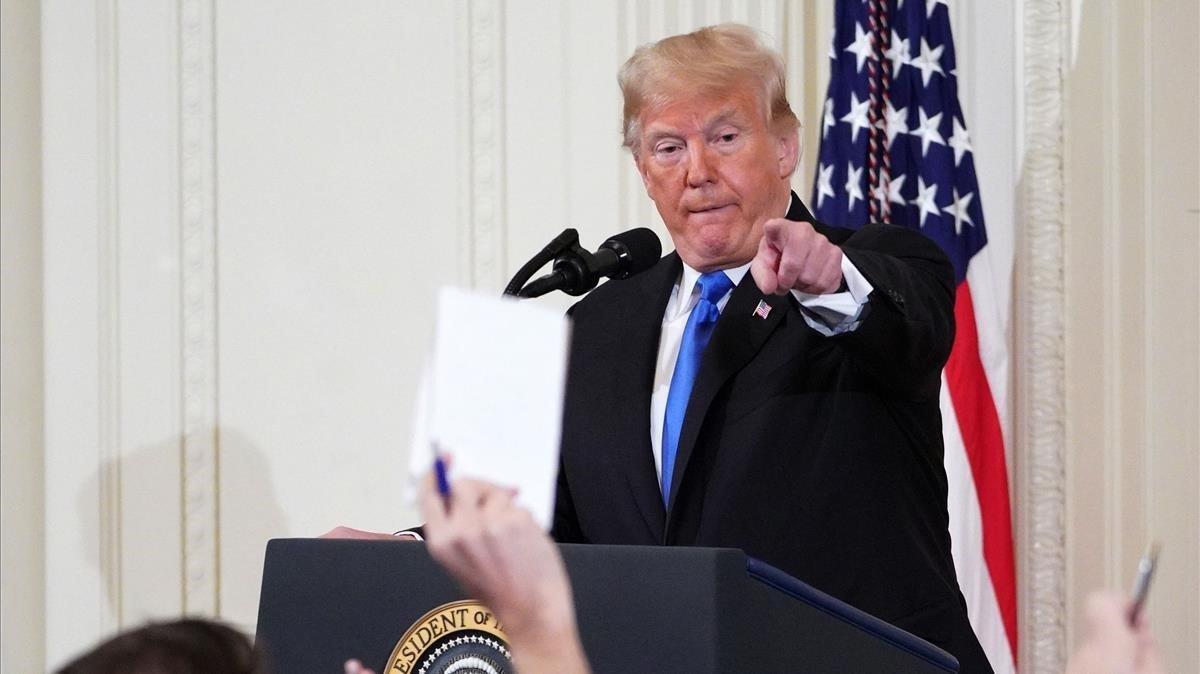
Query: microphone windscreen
[{"left": 604, "top": 227, "right": 662, "bottom": 275}]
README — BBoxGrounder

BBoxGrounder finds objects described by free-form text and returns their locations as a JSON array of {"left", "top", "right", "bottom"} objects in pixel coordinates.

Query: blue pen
[{"left": 434, "top": 454, "right": 451, "bottom": 509}]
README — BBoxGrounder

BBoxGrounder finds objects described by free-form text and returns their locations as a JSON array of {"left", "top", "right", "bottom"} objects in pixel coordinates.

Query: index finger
[
  {"left": 760, "top": 218, "right": 792, "bottom": 249},
  {"left": 750, "top": 234, "right": 781, "bottom": 294}
]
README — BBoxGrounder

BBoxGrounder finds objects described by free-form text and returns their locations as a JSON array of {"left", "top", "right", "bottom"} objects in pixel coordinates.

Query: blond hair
[{"left": 618, "top": 24, "right": 800, "bottom": 153}]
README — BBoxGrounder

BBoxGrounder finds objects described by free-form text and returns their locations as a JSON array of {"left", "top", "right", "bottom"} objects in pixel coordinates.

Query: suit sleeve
[{"left": 830, "top": 223, "right": 956, "bottom": 398}]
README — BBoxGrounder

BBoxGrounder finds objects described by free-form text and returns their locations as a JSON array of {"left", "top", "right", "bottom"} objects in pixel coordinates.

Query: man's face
[{"left": 634, "top": 86, "right": 798, "bottom": 272}]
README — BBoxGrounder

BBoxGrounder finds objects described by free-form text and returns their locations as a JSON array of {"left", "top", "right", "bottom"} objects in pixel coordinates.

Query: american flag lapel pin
[{"left": 753, "top": 299, "right": 772, "bottom": 319}]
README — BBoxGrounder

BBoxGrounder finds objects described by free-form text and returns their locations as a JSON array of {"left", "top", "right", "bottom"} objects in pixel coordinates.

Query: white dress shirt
[{"left": 648, "top": 214, "right": 874, "bottom": 484}]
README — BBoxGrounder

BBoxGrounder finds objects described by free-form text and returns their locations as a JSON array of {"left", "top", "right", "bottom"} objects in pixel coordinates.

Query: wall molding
[
  {"left": 1018, "top": 0, "right": 1068, "bottom": 671},
  {"left": 465, "top": 0, "right": 507, "bottom": 290},
  {"left": 178, "top": 0, "right": 219, "bottom": 617},
  {"left": 95, "top": 0, "right": 124, "bottom": 634}
]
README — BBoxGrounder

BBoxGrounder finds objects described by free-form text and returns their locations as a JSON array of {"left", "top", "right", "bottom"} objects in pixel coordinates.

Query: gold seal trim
[{"left": 386, "top": 599, "right": 509, "bottom": 674}]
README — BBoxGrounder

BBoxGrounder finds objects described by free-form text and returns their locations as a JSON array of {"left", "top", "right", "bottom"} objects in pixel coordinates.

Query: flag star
[
  {"left": 910, "top": 108, "right": 946, "bottom": 156},
  {"left": 911, "top": 38, "right": 946, "bottom": 86},
  {"left": 949, "top": 117, "right": 973, "bottom": 165},
  {"left": 926, "top": 0, "right": 949, "bottom": 18},
  {"left": 910, "top": 176, "right": 941, "bottom": 227},
  {"left": 885, "top": 30, "right": 910, "bottom": 78},
  {"left": 844, "top": 23, "right": 874, "bottom": 73},
  {"left": 822, "top": 98, "right": 835, "bottom": 139},
  {"left": 943, "top": 189, "right": 975, "bottom": 234},
  {"left": 872, "top": 173, "right": 907, "bottom": 206},
  {"left": 883, "top": 101, "right": 909, "bottom": 147},
  {"left": 840, "top": 92, "right": 872, "bottom": 142},
  {"left": 817, "top": 163, "right": 836, "bottom": 208},
  {"left": 845, "top": 163, "right": 865, "bottom": 212}
]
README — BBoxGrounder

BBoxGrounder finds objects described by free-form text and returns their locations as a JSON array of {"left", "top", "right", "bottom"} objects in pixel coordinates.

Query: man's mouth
[{"left": 688, "top": 203, "right": 733, "bottom": 214}]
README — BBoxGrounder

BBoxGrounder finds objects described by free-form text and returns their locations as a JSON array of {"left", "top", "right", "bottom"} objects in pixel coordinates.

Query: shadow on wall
[{"left": 74, "top": 429, "right": 288, "bottom": 633}]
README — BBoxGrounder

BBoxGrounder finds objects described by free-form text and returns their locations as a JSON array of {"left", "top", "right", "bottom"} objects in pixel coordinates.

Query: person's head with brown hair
[
  {"left": 56, "top": 618, "right": 264, "bottom": 674},
  {"left": 619, "top": 24, "right": 802, "bottom": 272}
]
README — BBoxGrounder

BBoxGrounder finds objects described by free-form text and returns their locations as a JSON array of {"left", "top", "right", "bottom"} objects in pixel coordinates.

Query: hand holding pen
[
  {"left": 1064, "top": 543, "right": 1165, "bottom": 674},
  {"left": 417, "top": 458, "right": 588, "bottom": 673}
]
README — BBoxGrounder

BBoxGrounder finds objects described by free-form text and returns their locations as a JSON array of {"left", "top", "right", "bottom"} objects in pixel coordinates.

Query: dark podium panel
[{"left": 256, "top": 539, "right": 958, "bottom": 673}]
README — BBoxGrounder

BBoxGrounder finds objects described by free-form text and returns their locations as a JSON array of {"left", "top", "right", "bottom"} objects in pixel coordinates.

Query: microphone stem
[{"left": 517, "top": 273, "right": 564, "bottom": 299}]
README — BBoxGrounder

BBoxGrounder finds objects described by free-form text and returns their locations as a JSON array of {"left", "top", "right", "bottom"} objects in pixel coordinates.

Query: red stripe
[{"left": 945, "top": 281, "right": 1018, "bottom": 659}]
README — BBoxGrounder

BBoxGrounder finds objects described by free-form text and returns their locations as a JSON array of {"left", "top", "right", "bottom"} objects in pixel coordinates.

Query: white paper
[{"left": 408, "top": 287, "right": 569, "bottom": 530}]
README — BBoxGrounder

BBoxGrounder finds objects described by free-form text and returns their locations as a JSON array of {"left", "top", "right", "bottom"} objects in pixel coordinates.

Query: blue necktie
[{"left": 661, "top": 271, "right": 734, "bottom": 506}]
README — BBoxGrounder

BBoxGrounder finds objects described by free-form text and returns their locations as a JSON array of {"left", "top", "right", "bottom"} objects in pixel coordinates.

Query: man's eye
[
  {"left": 656, "top": 144, "right": 681, "bottom": 155},
  {"left": 718, "top": 133, "right": 738, "bottom": 143}
]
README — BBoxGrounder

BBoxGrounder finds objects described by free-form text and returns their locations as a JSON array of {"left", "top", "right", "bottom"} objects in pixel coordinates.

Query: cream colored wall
[
  {"left": 16, "top": 0, "right": 1199, "bottom": 672},
  {"left": 1063, "top": 1, "right": 1199, "bottom": 672},
  {"left": 0, "top": 0, "right": 46, "bottom": 672}
]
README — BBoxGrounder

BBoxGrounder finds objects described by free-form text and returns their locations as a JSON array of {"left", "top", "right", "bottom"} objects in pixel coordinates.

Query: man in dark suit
[{"left": 551, "top": 24, "right": 992, "bottom": 672}]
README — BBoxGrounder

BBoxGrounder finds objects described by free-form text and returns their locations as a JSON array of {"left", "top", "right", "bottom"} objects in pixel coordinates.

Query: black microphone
[{"left": 518, "top": 228, "right": 662, "bottom": 298}]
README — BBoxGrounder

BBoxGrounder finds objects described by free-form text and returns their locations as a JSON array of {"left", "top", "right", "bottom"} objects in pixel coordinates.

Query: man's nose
[{"left": 686, "top": 144, "right": 716, "bottom": 187}]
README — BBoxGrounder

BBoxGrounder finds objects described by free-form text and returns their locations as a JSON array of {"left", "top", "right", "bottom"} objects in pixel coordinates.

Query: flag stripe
[
  {"left": 940, "top": 382, "right": 1017, "bottom": 673},
  {"left": 944, "top": 282, "right": 1018, "bottom": 656},
  {"left": 963, "top": 242, "right": 1013, "bottom": 450}
]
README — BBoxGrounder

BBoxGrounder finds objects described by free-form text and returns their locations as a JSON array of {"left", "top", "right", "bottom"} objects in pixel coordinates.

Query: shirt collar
[{"left": 671, "top": 261, "right": 749, "bottom": 320}]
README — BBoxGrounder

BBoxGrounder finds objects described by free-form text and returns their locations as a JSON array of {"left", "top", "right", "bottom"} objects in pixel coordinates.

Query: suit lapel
[
  {"left": 786, "top": 191, "right": 816, "bottom": 223},
  {"left": 614, "top": 254, "right": 679, "bottom": 542}
]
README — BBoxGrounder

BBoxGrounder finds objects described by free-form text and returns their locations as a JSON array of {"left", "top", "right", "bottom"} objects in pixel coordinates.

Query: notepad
[{"left": 408, "top": 287, "right": 570, "bottom": 529}]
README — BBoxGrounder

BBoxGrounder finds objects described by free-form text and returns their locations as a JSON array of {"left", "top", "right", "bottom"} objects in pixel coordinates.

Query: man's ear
[{"left": 776, "top": 128, "right": 801, "bottom": 179}]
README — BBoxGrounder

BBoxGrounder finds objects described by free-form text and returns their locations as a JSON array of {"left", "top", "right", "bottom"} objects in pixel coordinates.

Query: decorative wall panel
[
  {"left": 465, "top": 0, "right": 507, "bottom": 290},
  {"left": 1018, "top": 0, "right": 1068, "bottom": 671},
  {"left": 95, "top": 0, "right": 124, "bottom": 633},
  {"left": 179, "top": 0, "right": 220, "bottom": 617}
]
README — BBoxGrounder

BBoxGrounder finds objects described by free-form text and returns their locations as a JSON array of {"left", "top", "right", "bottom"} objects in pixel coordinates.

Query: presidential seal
[{"left": 385, "top": 600, "right": 512, "bottom": 674}]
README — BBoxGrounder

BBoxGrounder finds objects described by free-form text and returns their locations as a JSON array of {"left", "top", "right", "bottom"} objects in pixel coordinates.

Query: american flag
[{"left": 813, "top": 1, "right": 1017, "bottom": 671}]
